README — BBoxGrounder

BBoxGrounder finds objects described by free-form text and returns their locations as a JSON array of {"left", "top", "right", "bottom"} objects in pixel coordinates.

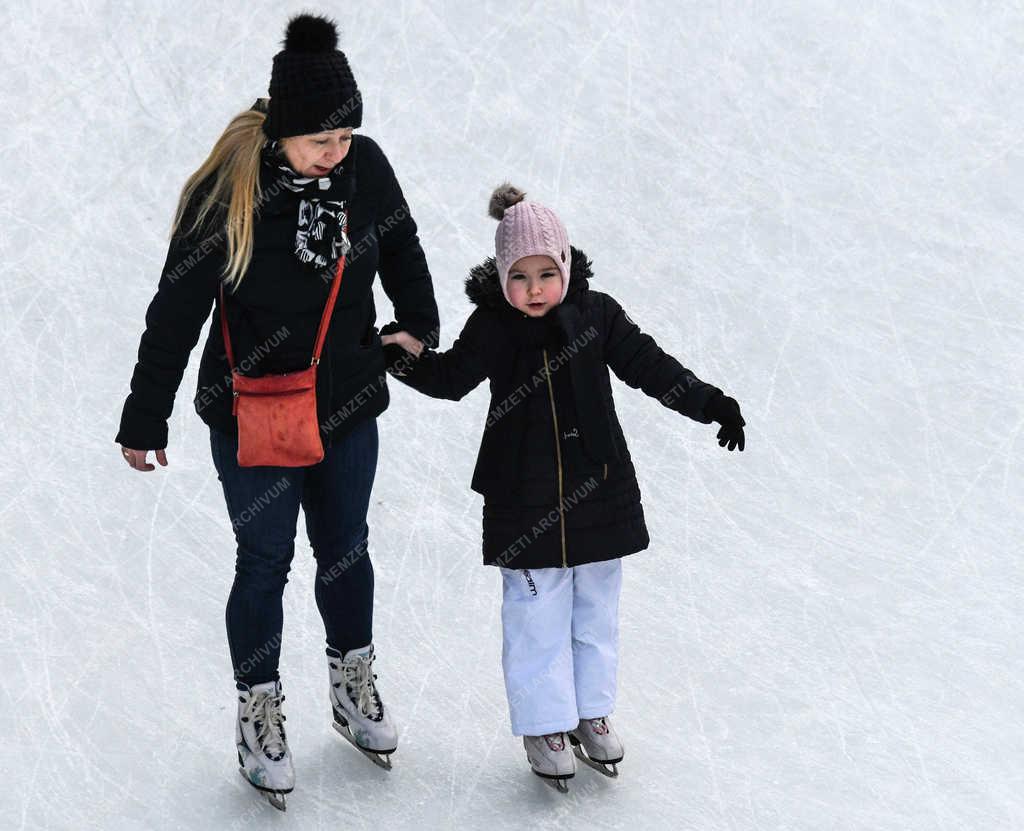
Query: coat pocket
[{"left": 359, "top": 320, "right": 381, "bottom": 349}]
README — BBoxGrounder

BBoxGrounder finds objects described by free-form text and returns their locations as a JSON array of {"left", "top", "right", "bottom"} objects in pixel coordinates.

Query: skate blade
[
  {"left": 530, "top": 768, "right": 574, "bottom": 793},
  {"left": 238, "top": 767, "right": 289, "bottom": 811},
  {"left": 570, "top": 743, "right": 621, "bottom": 778},
  {"left": 332, "top": 721, "right": 394, "bottom": 770}
]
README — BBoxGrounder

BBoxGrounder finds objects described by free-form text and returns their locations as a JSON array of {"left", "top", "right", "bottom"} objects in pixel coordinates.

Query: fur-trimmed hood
[{"left": 464, "top": 245, "right": 594, "bottom": 309}]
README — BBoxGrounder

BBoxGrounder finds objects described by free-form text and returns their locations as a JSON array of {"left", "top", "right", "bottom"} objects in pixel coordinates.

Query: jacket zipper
[{"left": 542, "top": 348, "right": 568, "bottom": 568}]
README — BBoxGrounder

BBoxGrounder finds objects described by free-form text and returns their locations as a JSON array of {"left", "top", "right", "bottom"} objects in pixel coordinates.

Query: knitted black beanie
[{"left": 263, "top": 13, "right": 363, "bottom": 140}]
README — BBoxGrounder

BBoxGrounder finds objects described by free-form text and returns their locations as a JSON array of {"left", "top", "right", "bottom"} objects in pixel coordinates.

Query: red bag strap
[
  {"left": 219, "top": 254, "right": 346, "bottom": 372},
  {"left": 311, "top": 254, "right": 346, "bottom": 366}
]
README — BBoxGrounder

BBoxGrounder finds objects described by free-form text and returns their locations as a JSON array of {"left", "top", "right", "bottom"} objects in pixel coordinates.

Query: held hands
[
  {"left": 379, "top": 322, "right": 424, "bottom": 378},
  {"left": 379, "top": 329, "right": 424, "bottom": 357},
  {"left": 120, "top": 446, "right": 168, "bottom": 471},
  {"left": 704, "top": 393, "right": 746, "bottom": 452}
]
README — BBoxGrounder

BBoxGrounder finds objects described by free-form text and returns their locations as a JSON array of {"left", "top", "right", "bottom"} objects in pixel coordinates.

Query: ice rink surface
[{"left": 2, "top": 1, "right": 1023, "bottom": 828}]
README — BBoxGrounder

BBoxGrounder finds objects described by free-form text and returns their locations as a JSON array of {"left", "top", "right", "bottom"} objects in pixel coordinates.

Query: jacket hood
[{"left": 464, "top": 245, "right": 593, "bottom": 309}]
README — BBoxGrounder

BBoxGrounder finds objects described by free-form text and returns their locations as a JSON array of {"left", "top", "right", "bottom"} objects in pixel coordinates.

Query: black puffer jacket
[
  {"left": 384, "top": 247, "right": 722, "bottom": 569},
  {"left": 115, "top": 135, "right": 439, "bottom": 451}
]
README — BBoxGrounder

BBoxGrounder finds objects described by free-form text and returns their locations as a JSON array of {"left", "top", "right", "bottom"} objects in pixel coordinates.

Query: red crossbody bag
[{"left": 219, "top": 255, "right": 345, "bottom": 467}]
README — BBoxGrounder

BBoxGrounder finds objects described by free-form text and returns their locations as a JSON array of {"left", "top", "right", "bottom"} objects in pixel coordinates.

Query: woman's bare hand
[
  {"left": 121, "top": 446, "right": 169, "bottom": 472},
  {"left": 380, "top": 329, "right": 424, "bottom": 357}
]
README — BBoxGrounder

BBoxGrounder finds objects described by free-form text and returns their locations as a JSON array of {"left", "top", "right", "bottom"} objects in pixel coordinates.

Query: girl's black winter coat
[
  {"left": 115, "top": 135, "right": 440, "bottom": 451},
  {"left": 384, "top": 247, "right": 722, "bottom": 570}
]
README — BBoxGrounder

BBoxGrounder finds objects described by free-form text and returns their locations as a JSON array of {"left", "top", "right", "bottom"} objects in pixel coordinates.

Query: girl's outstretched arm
[
  {"left": 382, "top": 307, "right": 488, "bottom": 401},
  {"left": 601, "top": 292, "right": 722, "bottom": 423}
]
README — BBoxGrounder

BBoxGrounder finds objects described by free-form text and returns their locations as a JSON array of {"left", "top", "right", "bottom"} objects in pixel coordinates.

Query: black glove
[{"left": 703, "top": 392, "right": 746, "bottom": 452}]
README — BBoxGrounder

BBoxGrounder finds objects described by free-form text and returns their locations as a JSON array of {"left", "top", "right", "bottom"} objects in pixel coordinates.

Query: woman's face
[
  {"left": 281, "top": 128, "right": 354, "bottom": 176},
  {"left": 507, "top": 255, "right": 563, "bottom": 316}
]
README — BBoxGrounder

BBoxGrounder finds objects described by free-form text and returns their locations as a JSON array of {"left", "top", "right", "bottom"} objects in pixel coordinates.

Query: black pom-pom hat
[{"left": 263, "top": 13, "right": 362, "bottom": 139}]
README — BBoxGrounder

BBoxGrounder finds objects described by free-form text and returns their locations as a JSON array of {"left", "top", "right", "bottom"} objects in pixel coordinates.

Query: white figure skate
[
  {"left": 523, "top": 732, "right": 576, "bottom": 793},
  {"left": 236, "top": 680, "right": 294, "bottom": 811},
  {"left": 568, "top": 716, "right": 623, "bottom": 777},
  {"left": 327, "top": 645, "right": 398, "bottom": 769}
]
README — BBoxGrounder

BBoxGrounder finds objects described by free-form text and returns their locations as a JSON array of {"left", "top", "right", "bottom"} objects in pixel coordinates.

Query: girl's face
[
  {"left": 282, "top": 128, "right": 354, "bottom": 176},
  {"left": 507, "top": 255, "right": 563, "bottom": 317}
]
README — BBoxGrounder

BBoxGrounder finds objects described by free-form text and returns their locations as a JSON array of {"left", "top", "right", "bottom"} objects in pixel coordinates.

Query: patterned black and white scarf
[{"left": 263, "top": 142, "right": 351, "bottom": 270}]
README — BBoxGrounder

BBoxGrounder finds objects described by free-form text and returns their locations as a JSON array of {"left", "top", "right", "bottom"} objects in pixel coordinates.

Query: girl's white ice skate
[
  {"left": 523, "top": 732, "right": 576, "bottom": 793},
  {"left": 236, "top": 680, "right": 294, "bottom": 811},
  {"left": 568, "top": 716, "right": 623, "bottom": 777},
  {"left": 327, "top": 644, "right": 398, "bottom": 770}
]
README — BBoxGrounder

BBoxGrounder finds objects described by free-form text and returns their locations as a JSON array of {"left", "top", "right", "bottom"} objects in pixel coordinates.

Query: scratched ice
[{"left": 2, "top": 2, "right": 1022, "bottom": 829}]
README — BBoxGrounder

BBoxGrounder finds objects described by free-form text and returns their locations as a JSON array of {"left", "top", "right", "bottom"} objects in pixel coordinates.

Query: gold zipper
[{"left": 542, "top": 348, "right": 568, "bottom": 568}]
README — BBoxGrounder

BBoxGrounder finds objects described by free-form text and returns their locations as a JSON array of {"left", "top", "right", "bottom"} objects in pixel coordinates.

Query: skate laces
[
  {"left": 588, "top": 717, "right": 610, "bottom": 736},
  {"left": 242, "top": 687, "right": 288, "bottom": 762},
  {"left": 543, "top": 732, "right": 566, "bottom": 751},
  {"left": 335, "top": 652, "right": 383, "bottom": 721}
]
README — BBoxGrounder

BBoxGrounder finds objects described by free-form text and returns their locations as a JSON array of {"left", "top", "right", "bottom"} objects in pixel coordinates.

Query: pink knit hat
[{"left": 489, "top": 184, "right": 572, "bottom": 306}]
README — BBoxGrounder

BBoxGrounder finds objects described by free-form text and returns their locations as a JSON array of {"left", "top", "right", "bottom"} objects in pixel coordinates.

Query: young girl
[{"left": 381, "top": 185, "right": 746, "bottom": 791}]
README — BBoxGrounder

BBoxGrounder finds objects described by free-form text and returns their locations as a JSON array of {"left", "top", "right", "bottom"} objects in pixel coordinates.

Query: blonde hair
[{"left": 170, "top": 105, "right": 270, "bottom": 291}]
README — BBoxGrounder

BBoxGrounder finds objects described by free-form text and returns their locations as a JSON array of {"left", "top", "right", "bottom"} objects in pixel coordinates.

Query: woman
[{"left": 114, "top": 13, "right": 438, "bottom": 809}]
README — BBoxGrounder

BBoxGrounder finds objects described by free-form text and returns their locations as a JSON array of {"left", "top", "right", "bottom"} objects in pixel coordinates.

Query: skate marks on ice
[
  {"left": 536, "top": 768, "right": 612, "bottom": 817},
  {"left": 17, "top": 0, "right": 1023, "bottom": 827}
]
